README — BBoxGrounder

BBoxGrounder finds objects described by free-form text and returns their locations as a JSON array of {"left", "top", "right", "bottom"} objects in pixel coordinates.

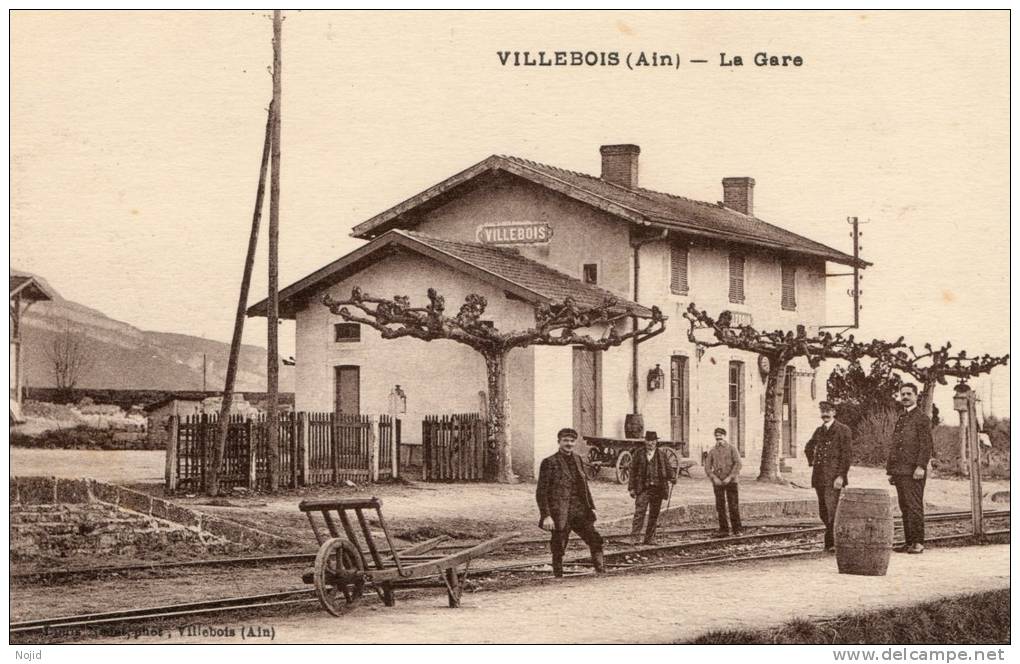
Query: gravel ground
[{"left": 83, "top": 543, "right": 1010, "bottom": 644}]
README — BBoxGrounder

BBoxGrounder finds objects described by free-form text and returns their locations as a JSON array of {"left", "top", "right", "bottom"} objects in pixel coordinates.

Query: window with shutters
[
  {"left": 670, "top": 244, "right": 689, "bottom": 295},
  {"left": 781, "top": 263, "right": 797, "bottom": 310},
  {"left": 728, "top": 254, "right": 745, "bottom": 304}
]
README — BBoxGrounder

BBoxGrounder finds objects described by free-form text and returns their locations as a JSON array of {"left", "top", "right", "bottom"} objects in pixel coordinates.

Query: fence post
[
  {"left": 247, "top": 418, "right": 257, "bottom": 489},
  {"left": 165, "top": 416, "right": 179, "bottom": 493},
  {"left": 391, "top": 417, "right": 399, "bottom": 479},
  {"left": 300, "top": 412, "right": 309, "bottom": 487},
  {"left": 369, "top": 416, "right": 380, "bottom": 483}
]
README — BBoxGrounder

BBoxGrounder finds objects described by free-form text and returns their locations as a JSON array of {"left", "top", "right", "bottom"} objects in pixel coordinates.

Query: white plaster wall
[
  {"left": 416, "top": 176, "right": 634, "bottom": 298},
  {"left": 532, "top": 345, "right": 573, "bottom": 475},
  {"left": 619, "top": 239, "right": 829, "bottom": 474},
  {"left": 293, "top": 251, "right": 542, "bottom": 477}
]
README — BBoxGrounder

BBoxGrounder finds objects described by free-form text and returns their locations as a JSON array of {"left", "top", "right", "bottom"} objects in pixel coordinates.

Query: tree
[
  {"left": 826, "top": 358, "right": 903, "bottom": 429},
  {"left": 826, "top": 359, "right": 904, "bottom": 466},
  {"left": 883, "top": 342, "right": 1009, "bottom": 419},
  {"left": 44, "top": 324, "right": 94, "bottom": 401},
  {"left": 324, "top": 287, "right": 666, "bottom": 483},
  {"left": 683, "top": 304, "right": 897, "bottom": 482},
  {"left": 881, "top": 342, "right": 1008, "bottom": 474}
]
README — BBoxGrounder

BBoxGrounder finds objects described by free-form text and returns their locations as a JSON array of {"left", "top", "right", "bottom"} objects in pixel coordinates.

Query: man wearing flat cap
[
  {"left": 804, "top": 401, "right": 853, "bottom": 552},
  {"left": 536, "top": 427, "right": 606, "bottom": 577},
  {"left": 628, "top": 431, "right": 677, "bottom": 545}
]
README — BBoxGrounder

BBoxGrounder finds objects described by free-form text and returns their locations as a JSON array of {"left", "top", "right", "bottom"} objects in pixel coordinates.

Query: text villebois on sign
[{"left": 476, "top": 222, "right": 554, "bottom": 246}]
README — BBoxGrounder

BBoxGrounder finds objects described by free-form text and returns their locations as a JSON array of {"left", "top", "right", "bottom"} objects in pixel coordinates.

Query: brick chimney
[
  {"left": 722, "top": 177, "right": 755, "bottom": 216},
  {"left": 600, "top": 144, "right": 640, "bottom": 189}
]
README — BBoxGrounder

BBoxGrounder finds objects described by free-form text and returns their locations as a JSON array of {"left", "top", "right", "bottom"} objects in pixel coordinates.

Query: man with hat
[
  {"left": 536, "top": 427, "right": 606, "bottom": 577},
  {"left": 804, "top": 401, "right": 853, "bottom": 552},
  {"left": 628, "top": 431, "right": 677, "bottom": 545}
]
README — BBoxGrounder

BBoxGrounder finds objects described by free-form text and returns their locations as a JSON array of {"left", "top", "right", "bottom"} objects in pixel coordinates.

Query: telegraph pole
[
  {"left": 266, "top": 9, "right": 283, "bottom": 491},
  {"left": 209, "top": 102, "right": 273, "bottom": 496}
]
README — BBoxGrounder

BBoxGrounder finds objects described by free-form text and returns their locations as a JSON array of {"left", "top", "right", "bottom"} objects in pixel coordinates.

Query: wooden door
[
  {"left": 670, "top": 355, "right": 689, "bottom": 449},
  {"left": 572, "top": 348, "right": 602, "bottom": 447},
  {"left": 782, "top": 366, "right": 797, "bottom": 457},
  {"left": 728, "top": 361, "right": 745, "bottom": 456},
  {"left": 334, "top": 365, "right": 360, "bottom": 417}
]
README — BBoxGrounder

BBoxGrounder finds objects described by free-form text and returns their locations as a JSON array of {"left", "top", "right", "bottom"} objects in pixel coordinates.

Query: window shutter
[
  {"left": 728, "top": 254, "right": 745, "bottom": 304},
  {"left": 670, "top": 244, "right": 689, "bottom": 294},
  {"left": 781, "top": 263, "right": 797, "bottom": 310}
]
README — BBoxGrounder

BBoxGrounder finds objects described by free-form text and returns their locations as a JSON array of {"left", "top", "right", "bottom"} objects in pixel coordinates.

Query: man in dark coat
[
  {"left": 536, "top": 427, "right": 605, "bottom": 577},
  {"left": 804, "top": 401, "right": 853, "bottom": 552},
  {"left": 628, "top": 431, "right": 677, "bottom": 545},
  {"left": 886, "top": 383, "right": 934, "bottom": 554}
]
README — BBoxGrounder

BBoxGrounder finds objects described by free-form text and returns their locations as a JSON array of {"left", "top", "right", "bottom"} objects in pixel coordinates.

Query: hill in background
[{"left": 19, "top": 294, "right": 294, "bottom": 393}]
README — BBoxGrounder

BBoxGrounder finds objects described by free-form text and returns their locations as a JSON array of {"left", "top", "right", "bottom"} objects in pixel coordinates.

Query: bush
[
  {"left": 10, "top": 425, "right": 162, "bottom": 451},
  {"left": 850, "top": 408, "right": 898, "bottom": 467},
  {"left": 686, "top": 588, "right": 1009, "bottom": 644}
]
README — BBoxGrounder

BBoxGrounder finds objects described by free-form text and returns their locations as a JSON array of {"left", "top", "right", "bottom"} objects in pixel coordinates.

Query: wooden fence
[
  {"left": 166, "top": 412, "right": 399, "bottom": 493},
  {"left": 422, "top": 413, "right": 490, "bottom": 482}
]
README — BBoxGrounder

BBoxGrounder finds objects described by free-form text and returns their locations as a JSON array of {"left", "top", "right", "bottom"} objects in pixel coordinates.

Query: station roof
[
  {"left": 247, "top": 230, "right": 652, "bottom": 320},
  {"left": 349, "top": 154, "right": 867, "bottom": 268}
]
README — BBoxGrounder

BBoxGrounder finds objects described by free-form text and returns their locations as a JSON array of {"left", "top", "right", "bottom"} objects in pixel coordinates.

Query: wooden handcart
[
  {"left": 583, "top": 436, "right": 692, "bottom": 484},
  {"left": 299, "top": 497, "right": 518, "bottom": 616}
]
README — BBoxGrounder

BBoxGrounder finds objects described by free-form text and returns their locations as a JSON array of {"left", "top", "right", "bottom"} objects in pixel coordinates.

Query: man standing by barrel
[
  {"left": 536, "top": 427, "right": 606, "bottom": 577},
  {"left": 886, "top": 383, "right": 933, "bottom": 554},
  {"left": 805, "top": 401, "right": 853, "bottom": 552}
]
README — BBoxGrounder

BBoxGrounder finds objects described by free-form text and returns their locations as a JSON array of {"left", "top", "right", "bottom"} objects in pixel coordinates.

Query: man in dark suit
[
  {"left": 628, "top": 431, "right": 677, "bottom": 545},
  {"left": 804, "top": 401, "right": 853, "bottom": 552},
  {"left": 536, "top": 427, "right": 606, "bottom": 577},
  {"left": 886, "top": 383, "right": 934, "bottom": 554}
]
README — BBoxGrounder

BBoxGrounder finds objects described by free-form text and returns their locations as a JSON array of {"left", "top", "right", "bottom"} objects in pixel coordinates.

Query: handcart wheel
[
  {"left": 583, "top": 460, "right": 599, "bottom": 481},
  {"left": 314, "top": 538, "right": 366, "bottom": 617},
  {"left": 616, "top": 450, "right": 632, "bottom": 485},
  {"left": 662, "top": 447, "right": 681, "bottom": 480}
]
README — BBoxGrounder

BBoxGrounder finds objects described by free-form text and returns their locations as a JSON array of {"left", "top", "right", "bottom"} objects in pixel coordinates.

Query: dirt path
[{"left": 92, "top": 544, "right": 1009, "bottom": 644}]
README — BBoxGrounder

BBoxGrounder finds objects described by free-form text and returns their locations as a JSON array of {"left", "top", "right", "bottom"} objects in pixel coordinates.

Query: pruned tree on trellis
[
  {"left": 881, "top": 342, "right": 1008, "bottom": 472},
  {"left": 683, "top": 303, "right": 900, "bottom": 483},
  {"left": 882, "top": 342, "right": 1009, "bottom": 418},
  {"left": 325, "top": 287, "right": 666, "bottom": 483}
]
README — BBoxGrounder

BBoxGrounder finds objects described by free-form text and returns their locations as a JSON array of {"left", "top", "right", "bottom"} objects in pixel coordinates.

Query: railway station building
[{"left": 249, "top": 145, "right": 865, "bottom": 479}]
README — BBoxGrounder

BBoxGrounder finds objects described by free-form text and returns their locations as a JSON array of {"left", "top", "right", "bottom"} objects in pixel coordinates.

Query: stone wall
[{"left": 10, "top": 477, "right": 298, "bottom": 562}]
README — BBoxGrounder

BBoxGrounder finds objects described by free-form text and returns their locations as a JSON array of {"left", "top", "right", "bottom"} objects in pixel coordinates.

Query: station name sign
[{"left": 476, "top": 222, "right": 554, "bottom": 246}]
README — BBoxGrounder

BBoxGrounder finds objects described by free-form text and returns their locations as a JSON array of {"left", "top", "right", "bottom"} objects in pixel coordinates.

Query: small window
[
  {"left": 334, "top": 323, "right": 361, "bottom": 343},
  {"left": 781, "top": 263, "right": 797, "bottom": 311},
  {"left": 582, "top": 263, "right": 598, "bottom": 285},
  {"left": 670, "top": 243, "right": 689, "bottom": 294},
  {"left": 728, "top": 254, "right": 745, "bottom": 304}
]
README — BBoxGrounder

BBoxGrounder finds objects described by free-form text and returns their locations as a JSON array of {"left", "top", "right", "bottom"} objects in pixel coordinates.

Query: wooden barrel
[
  {"left": 624, "top": 414, "right": 644, "bottom": 439},
  {"left": 833, "top": 487, "right": 894, "bottom": 576}
]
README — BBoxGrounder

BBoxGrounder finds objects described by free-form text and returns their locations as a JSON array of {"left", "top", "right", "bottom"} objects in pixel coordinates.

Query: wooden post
[
  {"left": 266, "top": 8, "right": 283, "bottom": 492},
  {"left": 212, "top": 103, "right": 273, "bottom": 497},
  {"left": 369, "top": 416, "right": 380, "bottom": 483},
  {"left": 391, "top": 418, "right": 399, "bottom": 479},
  {"left": 300, "top": 412, "right": 310, "bottom": 487},
  {"left": 968, "top": 394, "right": 984, "bottom": 536},
  {"left": 247, "top": 418, "right": 257, "bottom": 489},
  {"left": 165, "top": 416, "right": 179, "bottom": 493}
]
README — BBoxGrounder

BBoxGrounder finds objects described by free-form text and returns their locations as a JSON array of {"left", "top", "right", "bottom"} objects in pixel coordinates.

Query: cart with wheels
[
  {"left": 584, "top": 436, "right": 690, "bottom": 484},
  {"left": 299, "top": 497, "right": 518, "bottom": 616}
]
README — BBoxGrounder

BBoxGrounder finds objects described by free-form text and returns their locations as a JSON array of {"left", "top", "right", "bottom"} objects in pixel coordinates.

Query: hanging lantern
[{"left": 647, "top": 364, "right": 665, "bottom": 391}]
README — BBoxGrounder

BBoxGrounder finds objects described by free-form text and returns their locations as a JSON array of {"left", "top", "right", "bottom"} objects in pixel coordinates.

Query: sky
[{"left": 9, "top": 10, "right": 1010, "bottom": 415}]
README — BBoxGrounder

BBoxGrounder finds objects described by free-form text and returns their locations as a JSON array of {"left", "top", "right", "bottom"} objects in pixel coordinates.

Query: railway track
[
  {"left": 10, "top": 511, "right": 1008, "bottom": 640},
  {"left": 13, "top": 508, "right": 1008, "bottom": 583}
]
